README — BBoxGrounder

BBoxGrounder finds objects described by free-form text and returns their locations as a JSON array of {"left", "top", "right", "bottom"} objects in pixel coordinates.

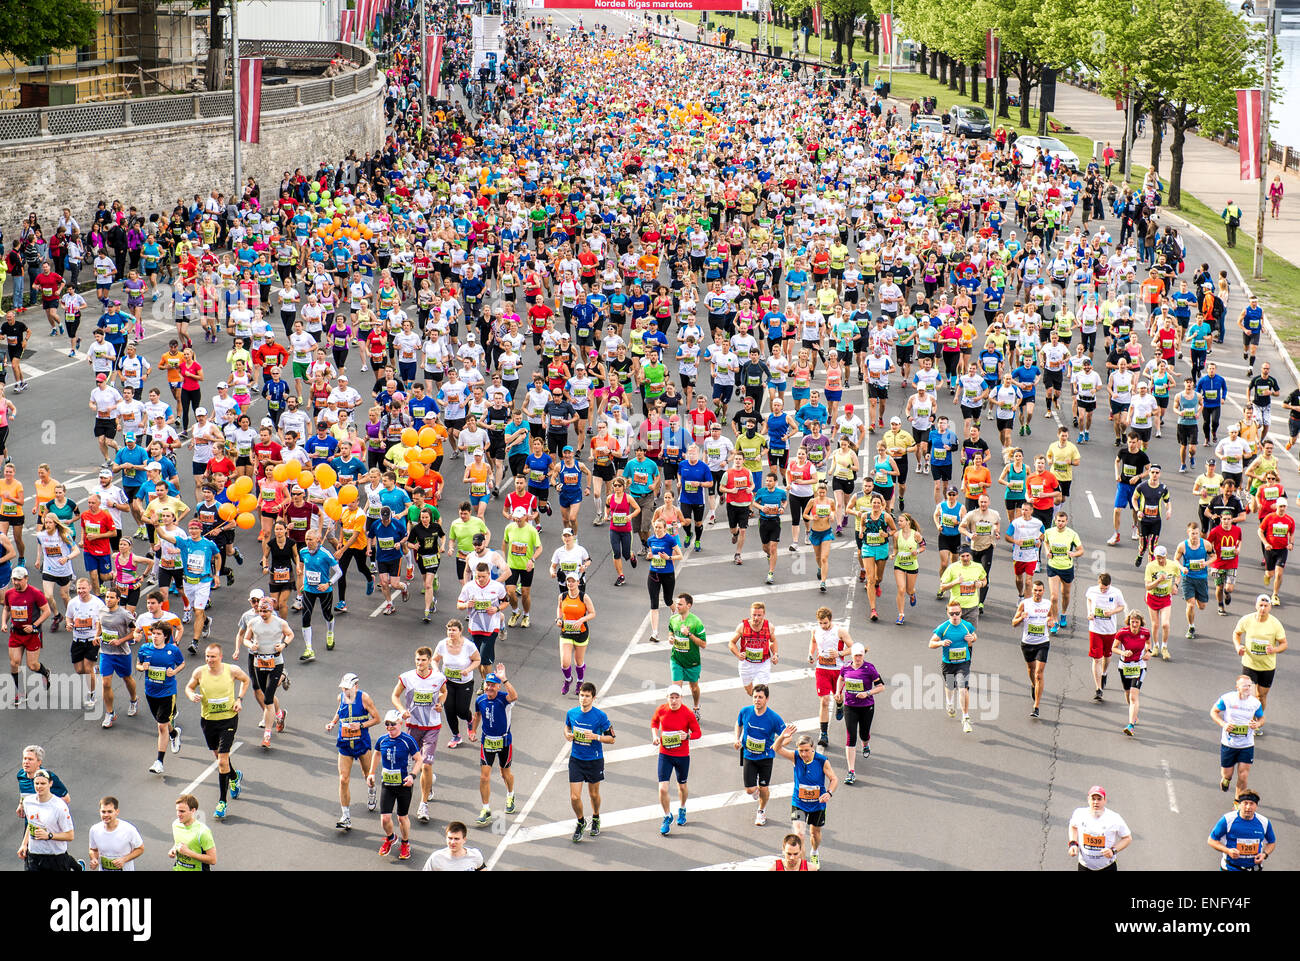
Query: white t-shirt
[
  {"left": 88, "top": 819, "right": 144, "bottom": 871},
  {"left": 421, "top": 846, "right": 484, "bottom": 871},
  {"left": 1068, "top": 807, "right": 1131, "bottom": 870}
]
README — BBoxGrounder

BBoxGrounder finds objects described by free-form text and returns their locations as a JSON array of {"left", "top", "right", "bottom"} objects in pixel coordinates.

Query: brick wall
[{"left": 0, "top": 81, "right": 384, "bottom": 236}]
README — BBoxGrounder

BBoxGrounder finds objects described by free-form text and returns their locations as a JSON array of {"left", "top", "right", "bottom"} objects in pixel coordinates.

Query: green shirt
[
  {"left": 448, "top": 517, "right": 489, "bottom": 556},
  {"left": 501, "top": 522, "right": 541, "bottom": 570},
  {"left": 1043, "top": 527, "right": 1081, "bottom": 570},
  {"left": 938, "top": 561, "right": 985, "bottom": 609},
  {"left": 668, "top": 611, "right": 705, "bottom": 668},
  {"left": 171, "top": 818, "right": 215, "bottom": 871},
  {"left": 737, "top": 433, "right": 766, "bottom": 472}
]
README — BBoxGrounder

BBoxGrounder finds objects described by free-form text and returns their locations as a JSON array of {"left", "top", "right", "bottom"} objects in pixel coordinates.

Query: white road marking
[
  {"left": 693, "top": 576, "right": 855, "bottom": 604},
  {"left": 504, "top": 781, "right": 796, "bottom": 846},
  {"left": 180, "top": 740, "right": 244, "bottom": 796},
  {"left": 1160, "top": 759, "right": 1179, "bottom": 814},
  {"left": 602, "top": 716, "right": 821, "bottom": 764},
  {"left": 1085, "top": 490, "right": 1101, "bottom": 519},
  {"left": 625, "top": 618, "right": 849, "bottom": 657},
  {"left": 693, "top": 856, "right": 779, "bottom": 871},
  {"left": 600, "top": 668, "right": 814, "bottom": 709}
]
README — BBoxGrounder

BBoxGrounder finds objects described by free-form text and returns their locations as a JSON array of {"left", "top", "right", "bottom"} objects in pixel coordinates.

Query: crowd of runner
[{"left": 5, "top": 3, "right": 1285, "bottom": 872}]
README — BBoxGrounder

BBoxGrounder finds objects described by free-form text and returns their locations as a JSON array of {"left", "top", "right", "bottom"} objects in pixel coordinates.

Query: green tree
[{"left": 0, "top": 0, "right": 97, "bottom": 63}]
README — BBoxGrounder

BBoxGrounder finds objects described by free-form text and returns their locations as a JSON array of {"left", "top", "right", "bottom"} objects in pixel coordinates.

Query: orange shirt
[
  {"left": 411, "top": 469, "right": 443, "bottom": 505},
  {"left": 33, "top": 478, "right": 57, "bottom": 513},
  {"left": 1140, "top": 278, "right": 1163, "bottom": 305},
  {"left": 0, "top": 479, "right": 25, "bottom": 518},
  {"left": 339, "top": 507, "right": 367, "bottom": 551},
  {"left": 160, "top": 350, "right": 185, "bottom": 385},
  {"left": 465, "top": 462, "right": 490, "bottom": 497},
  {"left": 590, "top": 435, "right": 616, "bottom": 466},
  {"left": 962, "top": 465, "right": 992, "bottom": 499}
]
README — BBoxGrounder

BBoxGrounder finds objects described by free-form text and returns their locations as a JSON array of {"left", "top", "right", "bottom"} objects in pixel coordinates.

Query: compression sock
[
  {"left": 820, "top": 722, "right": 828, "bottom": 735},
  {"left": 157, "top": 751, "right": 165, "bottom": 763},
  {"left": 562, "top": 666, "right": 573, "bottom": 682},
  {"left": 302, "top": 626, "right": 312, "bottom": 649},
  {"left": 576, "top": 663, "right": 586, "bottom": 681},
  {"left": 218, "top": 771, "right": 230, "bottom": 802}
]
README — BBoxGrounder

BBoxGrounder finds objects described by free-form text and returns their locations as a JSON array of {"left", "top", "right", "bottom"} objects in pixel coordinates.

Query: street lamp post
[{"left": 1253, "top": 5, "right": 1276, "bottom": 280}]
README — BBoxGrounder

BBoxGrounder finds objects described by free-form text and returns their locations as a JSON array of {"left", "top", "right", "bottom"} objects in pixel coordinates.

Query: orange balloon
[
  {"left": 231, "top": 476, "right": 254, "bottom": 498},
  {"left": 401, "top": 428, "right": 419, "bottom": 448},
  {"left": 408, "top": 462, "right": 426, "bottom": 480},
  {"left": 272, "top": 464, "right": 289, "bottom": 483},
  {"left": 282, "top": 459, "right": 302, "bottom": 481},
  {"left": 324, "top": 498, "right": 342, "bottom": 521},
  {"left": 218, "top": 502, "right": 237, "bottom": 521},
  {"left": 314, "top": 463, "right": 338, "bottom": 489},
  {"left": 338, "top": 483, "right": 359, "bottom": 506},
  {"left": 418, "top": 447, "right": 436, "bottom": 464},
  {"left": 418, "top": 426, "right": 437, "bottom": 447},
  {"left": 238, "top": 494, "right": 259, "bottom": 514},
  {"left": 236, "top": 512, "right": 257, "bottom": 530}
]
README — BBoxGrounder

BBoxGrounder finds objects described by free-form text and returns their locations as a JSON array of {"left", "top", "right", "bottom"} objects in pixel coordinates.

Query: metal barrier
[{"left": 0, "top": 40, "right": 377, "bottom": 144}]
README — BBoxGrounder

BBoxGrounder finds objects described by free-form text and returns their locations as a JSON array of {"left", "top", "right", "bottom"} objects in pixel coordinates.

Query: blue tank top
[
  {"left": 1180, "top": 539, "right": 1208, "bottom": 580},
  {"left": 939, "top": 500, "right": 962, "bottom": 536},
  {"left": 1177, "top": 393, "right": 1199, "bottom": 425},
  {"left": 558, "top": 462, "right": 583, "bottom": 498},
  {"left": 767, "top": 413, "right": 791, "bottom": 450},
  {"left": 336, "top": 689, "right": 373, "bottom": 752},
  {"left": 1244, "top": 305, "right": 1263, "bottom": 330},
  {"left": 792, "top": 751, "right": 828, "bottom": 812}
]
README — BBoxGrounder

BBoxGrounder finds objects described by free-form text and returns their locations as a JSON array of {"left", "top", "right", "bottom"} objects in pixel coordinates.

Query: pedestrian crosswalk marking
[
  {"left": 601, "top": 716, "right": 821, "bottom": 765},
  {"left": 599, "top": 668, "right": 814, "bottom": 709}
]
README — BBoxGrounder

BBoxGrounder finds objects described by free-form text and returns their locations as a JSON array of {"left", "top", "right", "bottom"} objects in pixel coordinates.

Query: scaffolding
[{"left": 0, "top": 0, "right": 211, "bottom": 109}]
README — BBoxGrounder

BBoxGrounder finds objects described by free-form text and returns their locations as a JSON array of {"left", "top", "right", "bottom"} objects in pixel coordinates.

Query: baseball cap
[
  {"left": 850, "top": 642, "right": 866, "bottom": 656},
  {"left": 1277, "top": 497, "right": 1288, "bottom": 505},
  {"left": 146, "top": 461, "right": 161, "bottom": 471},
  {"left": 1154, "top": 546, "right": 1167, "bottom": 557},
  {"left": 667, "top": 684, "right": 684, "bottom": 697},
  {"left": 383, "top": 709, "right": 403, "bottom": 724},
  {"left": 96, "top": 373, "right": 107, "bottom": 382},
  {"left": 958, "top": 544, "right": 973, "bottom": 554},
  {"left": 484, "top": 673, "right": 503, "bottom": 685},
  {"left": 195, "top": 406, "right": 208, "bottom": 416},
  {"left": 947, "top": 487, "right": 959, "bottom": 494},
  {"left": 471, "top": 532, "right": 487, "bottom": 545},
  {"left": 1257, "top": 593, "right": 1273, "bottom": 605},
  {"left": 339, "top": 374, "right": 349, "bottom": 382},
  {"left": 844, "top": 404, "right": 854, "bottom": 413},
  {"left": 339, "top": 672, "right": 360, "bottom": 689},
  {"left": 890, "top": 416, "right": 901, "bottom": 425},
  {"left": 248, "top": 588, "right": 265, "bottom": 600},
  {"left": 98, "top": 467, "right": 113, "bottom": 478},
  {"left": 12, "top": 566, "right": 27, "bottom": 578},
  {"left": 217, "top": 381, "right": 228, "bottom": 389},
  {"left": 512, "top": 506, "right": 526, "bottom": 518},
  {"left": 1088, "top": 785, "right": 1106, "bottom": 799}
]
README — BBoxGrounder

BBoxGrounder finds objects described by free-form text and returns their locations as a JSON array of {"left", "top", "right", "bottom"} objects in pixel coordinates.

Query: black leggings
[
  {"left": 301, "top": 589, "right": 334, "bottom": 628},
  {"left": 648, "top": 571, "right": 675, "bottom": 609},
  {"left": 180, "top": 387, "right": 202, "bottom": 430},
  {"left": 444, "top": 679, "right": 474, "bottom": 737},
  {"left": 844, "top": 703, "right": 875, "bottom": 746},
  {"left": 790, "top": 494, "right": 811, "bottom": 527},
  {"left": 608, "top": 529, "right": 632, "bottom": 560},
  {"left": 972, "top": 546, "right": 993, "bottom": 605},
  {"left": 1202, "top": 407, "right": 1221, "bottom": 443},
  {"left": 337, "top": 547, "right": 373, "bottom": 601}
]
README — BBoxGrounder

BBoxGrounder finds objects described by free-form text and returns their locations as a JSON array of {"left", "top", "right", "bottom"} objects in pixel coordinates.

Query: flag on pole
[
  {"left": 881, "top": 13, "right": 893, "bottom": 57},
  {"left": 238, "top": 58, "right": 262, "bottom": 144},
  {"left": 426, "top": 34, "right": 444, "bottom": 100},
  {"left": 341, "top": 10, "right": 353, "bottom": 42},
  {"left": 811, "top": 4, "right": 822, "bottom": 35},
  {"left": 1236, "top": 88, "right": 1263, "bottom": 180},
  {"left": 984, "top": 30, "right": 999, "bottom": 80}
]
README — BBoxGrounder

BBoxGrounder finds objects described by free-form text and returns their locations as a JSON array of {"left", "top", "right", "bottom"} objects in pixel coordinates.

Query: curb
[{"left": 1157, "top": 208, "right": 1300, "bottom": 390}]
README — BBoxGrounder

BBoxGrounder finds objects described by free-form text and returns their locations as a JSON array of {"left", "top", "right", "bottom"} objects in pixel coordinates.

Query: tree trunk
[
  {"left": 971, "top": 63, "right": 981, "bottom": 102},
  {"left": 1017, "top": 58, "right": 1033, "bottom": 130},
  {"left": 846, "top": 24, "right": 857, "bottom": 63},
  {"left": 998, "top": 68, "right": 1010, "bottom": 119},
  {"left": 938, "top": 53, "right": 947, "bottom": 85},
  {"left": 1119, "top": 94, "right": 1143, "bottom": 181},
  {"left": 803, "top": 16, "right": 811, "bottom": 53},
  {"left": 919, "top": 43, "right": 927, "bottom": 73},
  {"left": 929, "top": 42, "right": 938, "bottom": 78},
  {"left": 1168, "top": 112, "right": 1188, "bottom": 209},
  {"left": 204, "top": 0, "right": 227, "bottom": 91},
  {"left": 957, "top": 60, "right": 966, "bottom": 95},
  {"left": 833, "top": 15, "right": 845, "bottom": 63},
  {"left": 1148, "top": 104, "right": 1165, "bottom": 174}
]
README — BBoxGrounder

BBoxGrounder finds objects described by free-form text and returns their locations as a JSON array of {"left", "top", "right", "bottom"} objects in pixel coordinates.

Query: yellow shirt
[
  {"left": 882, "top": 429, "right": 915, "bottom": 460},
  {"left": 1236, "top": 613, "right": 1285, "bottom": 671},
  {"left": 1046, "top": 441, "right": 1080, "bottom": 481}
]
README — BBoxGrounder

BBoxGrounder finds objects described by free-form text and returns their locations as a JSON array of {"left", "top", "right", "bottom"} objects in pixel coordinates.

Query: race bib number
[
  {"left": 1121, "top": 663, "right": 1142, "bottom": 677},
  {"left": 382, "top": 768, "right": 402, "bottom": 785},
  {"left": 744, "top": 735, "right": 766, "bottom": 755},
  {"left": 660, "top": 731, "right": 684, "bottom": 750},
  {"left": 947, "top": 648, "right": 968, "bottom": 662},
  {"left": 412, "top": 690, "right": 435, "bottom": 705}
]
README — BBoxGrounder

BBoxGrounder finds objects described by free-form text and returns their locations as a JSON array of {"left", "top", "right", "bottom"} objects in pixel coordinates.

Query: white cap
[
  {"left": 851, "top": 642, "right": 866, "bottom": 656},
  {"left": 1276, "top": 497, "right": 1288, "bottom": 506},
  {"left": 260, "top": 417, "right": 274, "bottom": 428},
  {"left": 1154, "top": 546, "right": 1167, "bottom": 557},
  {"left": 890, "top": 416, "right": 901, "bottom": 425},
  {"left": 12, "top": 566, "right": 27, "bottom": 578},
  {"left": 383, "top": 709, "right": 403, "bottom": 724},
  {"left": 98, "top": 467, "right": 113, "bottom": 478},
  {"left": 1258, "top": 593, "right": 1274, "bottom": 605},
  {"left": 339, "top": 672, "right": 360, "bottom": 689},
  {"left": 217, "top": 381, "right": 228, "bottom": 389},
  {"left": 248, "top": 588, "right": 265, "bottom": 600},
  {"left": 512, "top": 506, "right": 526, "bottom": 518},
  {"left": 667, "top": 684, "right": 684, "bottom": 697},
  {"left": 195, "top": 406, "right": 208, "bottom": 416},
  {"left": 146, "top": 461, "right": 162, "bottom": 471}
]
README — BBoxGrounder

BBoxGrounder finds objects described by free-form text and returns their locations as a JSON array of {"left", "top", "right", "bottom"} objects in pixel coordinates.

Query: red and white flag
[
  {"left": 881, "top": 13, "right": 893, "bottom": 57},
  {"left": 811, "top": 4, "right": 822, "bottom": 35},
  {"left": 238, "top": 57, "right": 262, "bottom": 144},
  {"left": 984, "top": 30, "right": 999, "bottom": 80},
  {"left": 340, "top": 10, "right": 353, "bottom": 42},
  {"left": 426, "top": 33, "right": 445, "bottom": 100},
  {"left": 1236, "top": 88, "right": 1263, "bottom": 180}
]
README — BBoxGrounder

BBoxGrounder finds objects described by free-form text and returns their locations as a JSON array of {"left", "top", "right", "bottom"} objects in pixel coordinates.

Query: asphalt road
[{"left": 2, "top": 12, "right": 1296, "bottom": 872}]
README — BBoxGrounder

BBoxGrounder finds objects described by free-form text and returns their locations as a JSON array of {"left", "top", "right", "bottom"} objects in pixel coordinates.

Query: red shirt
[
  {"left": 1207, "top": 524, "right": 1243, "bottom": 569},
  {"left": 528, "top": 302, "right": 553, "bottom": 332},
  {"left": 1156, "top": 326, "right": 1178, "bottom": 358},
  {"left": 1026, "top": 471, "right": 1059, "bottom": 511},
  {"left": 738, "top": 617, "right": 773, "bottom": 662},
  {"left": 253, "top": 342, "right": 289, "bottom": 374},
  {"left": 651, "top": 703, "right": 701, "bottom": 757},
  {"left": 252, "top": 441, "right": 283, "bottom": 480},
  {"left": 686, "top": 408, "right": 716, "bottom": 442},
  {"left": 33, "top": 272, "right": 63, "bottom": 300},
  {"left": 79, "top": 510, "right": 117, "bottom": 556},
  {"left": 504, "top": 490, "right": 537, "bottom": 519},
  {"left": 5, "top": 586, "right": 47, "bottom": 632},
  {"left": 1114, "top": 627, "right": 1150, "bottom": 663},
  {"left": 723, "top": 467, "right": 754, "bottom": 505},
  {"left": 180, "top": 361, "right": 203, "bottom": 392},
  {"left": 1260, "top": 510, "right": 1295, "bottom": 551},
  {"left": 206, "top": 454, "right": 236, "bottom": 480}
]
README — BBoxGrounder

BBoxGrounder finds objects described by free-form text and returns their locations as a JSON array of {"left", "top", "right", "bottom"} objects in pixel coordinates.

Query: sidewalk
[{"left": 1029, "top": 79, "right": 1300, "bottom": 266}]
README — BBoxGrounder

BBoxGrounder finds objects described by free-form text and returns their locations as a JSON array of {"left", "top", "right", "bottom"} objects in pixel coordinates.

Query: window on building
[{"left": 76, "top": 42, "right": 98, "bottom": 63}]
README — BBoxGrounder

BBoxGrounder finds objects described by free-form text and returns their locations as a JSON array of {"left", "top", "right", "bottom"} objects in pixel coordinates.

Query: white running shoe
[
  {"left": 127, "top": 700, "right": 138, "bottom": 717},
  {"left": 417, "top": 801, "right": 430, "bottom": 822},
  {"left": 148, "top": 760, "right": 164, "bottom": 775},
  {"left": 962, "top": 717, "right": 973, "bottom": 734},
  {"left": 754, "top": 808, "right": 767, "bottom": 826}
]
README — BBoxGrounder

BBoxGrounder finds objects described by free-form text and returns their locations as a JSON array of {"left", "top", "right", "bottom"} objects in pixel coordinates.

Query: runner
[
  {"left": 1067, "top": 786, "right": 1132, "bottom": 872},
  {"left": 1208, "top": 790, "right": 1276, "bottom": 871},
  {"left": 391, "top": 646, "right": 447, "bottom": 823},
  {"left": 1233, "top": 594, "right": 1286, "bottom": 713},
  {"left": 421, "top": 821, "right": 486, "bottom": 871},
  {"left": 168, "top": 794, "right": 217, "bottom": 871},
  {"left": 834, "top": 642, "right": 885, "bottom": 783},
  {"left": 930, "top": 602, "right": 977, "bottom": 734},
  {"left": 469, "top": 665, "right": 517, "bottom": 825},
  {"left": 4, "top": 567, "right": 52, "bottom": 705},
  {"left": 134, "top": 620, "right": 185, "bottom": 774},
  {"left": 183, "top": 643, "right": 248, "bottom": 819},
  {"left": 368, "top": 710, "right": 423, "bottom": 861},
  {"left": 235, "top": 597, "right": 293, "bottom": 749},
  {"left": 734, "top": 684, "right": 787, "bottom": 827},
  {"left": 1011, "top": 580, "right": 1052, "bottom": 718},
  {"left": 324, "top": 672, "right": 379, "bottom": 830},
  {"left": 727, "top": 601, "right": 779, "bottom": 697},
  {"left": 808, "top": 607, "right": 850, "bottom": 747},
  {"left": 1143, "top": 546, "right": 1178, "bottom": 659},
  {"left": 86, "top": 796, "right": 144, "bottom": 871},
  {"left": 434, "top": 620, "right": 481, "bottom": 747},
  {"left": 651, "top": 684, "right": 702, "bottom": 836},
  {"left": 1175, "top": 522, "right": 1210, "bottom": 640},
  {"left": 1112, "top": 611, "right": 1153, "bottom": 736},
  {"left": 1084, "top": 573, "right": 1125, "bottom": 703},
  {"left": 566, "top": 681, "right": 614, "bottom": 843},
  {"left": 771, "top": 727, "right": 838, "bottom": 868},
  {"left": 1211, "top": 675, "right": 1265, "bottom": 794},
  {"left": 17, "top": 768, "right": 79, "bottom": 871}
]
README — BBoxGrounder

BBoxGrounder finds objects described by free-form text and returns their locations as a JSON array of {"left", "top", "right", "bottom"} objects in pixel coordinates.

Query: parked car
[
  {"left": 913, "top": 114, "right": 944, "bottom": 138},
  {"left": 1015, "top": 135, "right": 1081, "bottom": 170},
  {"left": 946, "top": 105, "right": 992, "bottom": 138}
]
